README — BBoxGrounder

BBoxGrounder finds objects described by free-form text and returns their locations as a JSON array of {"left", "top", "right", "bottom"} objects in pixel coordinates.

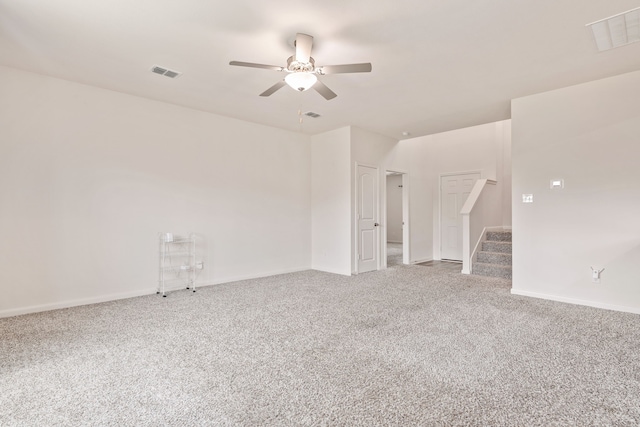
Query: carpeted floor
[
  {"left": 387, "top": 242, "right": 403, "bottom": 266},
  {"left": 1, "top": 264, "right": 640, "bottom": 426}
]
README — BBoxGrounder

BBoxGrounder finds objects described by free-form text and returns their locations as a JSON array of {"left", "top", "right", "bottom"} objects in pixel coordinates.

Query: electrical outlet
[{"left": 591, "top": 267, "right": 604, "bottom": 283}]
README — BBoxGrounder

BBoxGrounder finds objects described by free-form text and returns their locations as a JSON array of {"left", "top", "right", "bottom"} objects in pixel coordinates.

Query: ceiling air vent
[
  {"left": 587, "top": 7, "right": 640, "bottom": 51},
  {"left": 304, "top": 111, "right": 321, "bottom": 118},
  {"left": 150, "top": 65, "right": 182, "bottom": 79}
]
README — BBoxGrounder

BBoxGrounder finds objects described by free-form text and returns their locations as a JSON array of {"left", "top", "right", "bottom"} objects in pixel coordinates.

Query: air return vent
[
  {"left": 587, "top": 7, "right": 640, "bottom": 51},
  {"left": 304, "top": 111, "right": 321, "bottom": 118},
  {"left": 150, "top": 65, "right": 182, "bottom": 78}
]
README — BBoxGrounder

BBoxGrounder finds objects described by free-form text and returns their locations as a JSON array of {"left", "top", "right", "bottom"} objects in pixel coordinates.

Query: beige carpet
[
  {"left": 387, "top": 242, "right": 403, "bottom": 266},
  {"left": 1, "top": 264, "right": 639, "bottom": 426}
]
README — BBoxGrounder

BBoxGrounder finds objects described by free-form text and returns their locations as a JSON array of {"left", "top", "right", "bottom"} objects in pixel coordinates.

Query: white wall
[
  {"left": 311, "top": 127, "right": 351, "bottom": 275},
  {"left": 499, "top": 121, "right": 513, "bottom": 227},
  {"left": 390, "top": 120, "right": 511, "bottom": 262},
  {"left": 386, "top": 138, "right": 433, "bottom": 263},
  {"left": 0, "top": 65, "right": 312, "bottom": 317},
  {"left": 386, "top": 174, "right": 403, "bottom": 243},
  {"left": 511, "top": 69, "right": 640, "bottom": 314}
]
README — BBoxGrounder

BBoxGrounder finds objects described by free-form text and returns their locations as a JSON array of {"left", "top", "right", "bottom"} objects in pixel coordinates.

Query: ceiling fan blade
[
  {"left": 317, "top": 63, "right": 372, "bottom": 74},
  {"left": 259, "top": 80, "right": 287, "bottom": 97},
  {"left": 313, "top": 80, "right": 337, "bottom": 100},
  {"left": 295, "top": 33, "right": 313, "bottom": 63},
  {"left": 229, "top": 61, "right": 283, "bottom": 71}
]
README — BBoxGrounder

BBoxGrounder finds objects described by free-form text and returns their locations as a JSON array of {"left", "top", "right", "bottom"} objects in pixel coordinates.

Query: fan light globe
[{"left": 285, "top": 72, "right": 317, "bottom": 91}]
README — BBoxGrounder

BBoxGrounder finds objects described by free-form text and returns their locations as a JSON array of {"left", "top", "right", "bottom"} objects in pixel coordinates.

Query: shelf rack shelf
[{"left": 158, "top": 232, "right": 204, "bottom": 297}]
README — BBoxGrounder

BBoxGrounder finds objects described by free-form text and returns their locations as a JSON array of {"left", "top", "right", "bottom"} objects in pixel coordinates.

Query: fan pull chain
[{"left": 298, "top": 108, "right": 304, "bottom": 131}]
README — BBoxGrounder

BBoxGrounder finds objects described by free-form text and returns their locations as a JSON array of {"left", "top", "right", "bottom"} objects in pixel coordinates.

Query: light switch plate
[{"left": 522, "top": 194, "right": 534, "bottom": 203}]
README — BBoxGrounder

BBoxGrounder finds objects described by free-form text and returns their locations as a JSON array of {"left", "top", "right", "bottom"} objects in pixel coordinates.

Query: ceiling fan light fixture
[
  {"left": 229, "top": 32, "right": 371, "bottom": 99},
  {"left": 285, "top": 72, "right": 317, "bottom": 91}
]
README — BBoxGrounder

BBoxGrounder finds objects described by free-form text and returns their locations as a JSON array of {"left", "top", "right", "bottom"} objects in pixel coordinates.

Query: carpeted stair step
[
  {"left": 472, "top": 229, "right": 512, "bottom": 280},
  {"left": 473, "top": 262, "right": 512, "bottom": 280},
  {"left": 486, "top": 230, "right": 512, "bottom": 242},
  {"left": 481, "top": 240, "right": 512, "bottom": 254},
  {"left": 476, "top": 251, "right": 512, "bottom": 265}
]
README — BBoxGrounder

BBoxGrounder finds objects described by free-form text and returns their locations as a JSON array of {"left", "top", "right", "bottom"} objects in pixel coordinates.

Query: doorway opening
[{"left": 385, "top": 171, "right": 409, "bottom": 267}]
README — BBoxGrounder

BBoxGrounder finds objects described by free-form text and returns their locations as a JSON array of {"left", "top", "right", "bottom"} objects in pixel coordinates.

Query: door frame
[
  {"left": 438, "top": 170, "right": 482, "bottom": 261},
  {"left": 354, "top": 162, "right": 380, "bottom": 275},
  {"left": 383, "top": 169, "right": 410, "bottom": 268}
]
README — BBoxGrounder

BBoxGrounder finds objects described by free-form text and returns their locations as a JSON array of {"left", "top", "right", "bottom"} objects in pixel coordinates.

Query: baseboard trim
[
  {"left": 510, "top": 289, "right": 640, "bottom": 315},
  {"left": 199, "top": 267, "right": 312, "bottom": 288},
  {"left": 1, "top": 267, "right": 314, "bottom": 319},
  {"left": 0, "top": 288, "right": 158, "bottom": 319},
  {"left": 411, "top": 258, "right": 433, "bottom": 265},
  {"left": 310, "top": 267, "right": 352, "bottom": 276}
]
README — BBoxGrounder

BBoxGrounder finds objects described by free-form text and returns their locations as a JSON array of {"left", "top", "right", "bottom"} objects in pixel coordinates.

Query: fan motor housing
[{"left": 286, "top": 56, "right": 315, "bottom": 73}]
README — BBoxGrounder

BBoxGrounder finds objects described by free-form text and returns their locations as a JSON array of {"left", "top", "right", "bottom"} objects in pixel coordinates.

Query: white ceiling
[{"left": 1, "top": 0, "right": 640, "bottom": 139}]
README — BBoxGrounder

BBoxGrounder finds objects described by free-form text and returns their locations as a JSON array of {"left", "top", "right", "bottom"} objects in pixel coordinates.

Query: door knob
[{"left": 374, "top": 223, "right": 379, "bottom": 227}]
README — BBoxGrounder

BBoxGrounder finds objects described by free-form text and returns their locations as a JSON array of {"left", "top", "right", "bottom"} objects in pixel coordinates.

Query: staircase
[{"left": 472, "top": 230, "right": 512, "bottom": 280}]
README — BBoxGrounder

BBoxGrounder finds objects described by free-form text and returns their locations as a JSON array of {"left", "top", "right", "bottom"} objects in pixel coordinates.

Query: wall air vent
[
  {"left": 304, "top": 111, "right": 321, "bottom": 118},
  {"left": 587, "top": 7, "right": 640, "bottom": 51},
  {"left": 150, "top": 65, "right": 182, "bottom": 79}
]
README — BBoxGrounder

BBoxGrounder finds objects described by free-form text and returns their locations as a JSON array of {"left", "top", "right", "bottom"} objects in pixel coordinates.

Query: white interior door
[
  {"left": 358, "top": 165, "right": 379, "bottom": 273},
  {"left": 440, "top": 172, "right": 480, "bottom": 261}
]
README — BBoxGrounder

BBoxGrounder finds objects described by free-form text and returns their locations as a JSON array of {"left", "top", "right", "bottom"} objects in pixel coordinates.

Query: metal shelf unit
[{"left": 158, "top": 233, "right": 203, "bottom": 297}]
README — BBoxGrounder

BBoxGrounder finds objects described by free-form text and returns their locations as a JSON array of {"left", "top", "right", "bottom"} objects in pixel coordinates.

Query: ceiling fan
[{"left": 229, "top": 33, "right": 372, "bottom": 100}]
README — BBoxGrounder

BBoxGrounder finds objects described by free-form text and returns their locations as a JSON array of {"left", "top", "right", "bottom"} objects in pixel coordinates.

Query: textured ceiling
[{"left": 1, "top": 0, "right": 640, "bottom": 139}]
